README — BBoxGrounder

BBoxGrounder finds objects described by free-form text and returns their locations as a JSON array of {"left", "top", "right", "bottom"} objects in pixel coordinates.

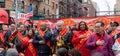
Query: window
[
  {"left": 52, "top": 2, "right": 54, "bottom": 9},
  {"left": 48, "top": 0, "right": 49, "bottom": 4},
  {"left": 0, "top": 0, "right": 5, "bottom": 8},
  {"left": 47, "top": 9, "right": 49, "bottom": 15},
  {"left": 43, "top": 0, "right": 46, "bottom": 3},
  {"left": 56, "top": 4, "right": 58, "bottom": 9},
  {"left": 43, "top": 8, "right": 46, "bottom": 14},
  {"left": 52, "top": 14, "right": 54, "bottom": 19}
]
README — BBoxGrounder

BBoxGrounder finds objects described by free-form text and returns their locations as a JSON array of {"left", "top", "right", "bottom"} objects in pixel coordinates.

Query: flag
[{"left": 26, "top": 4, "right": 33, "bottom": 18}]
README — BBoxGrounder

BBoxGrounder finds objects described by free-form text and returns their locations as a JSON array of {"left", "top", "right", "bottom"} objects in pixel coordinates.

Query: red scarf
[
  {"left": 95, "top": 31, "right": 105, "bottom": 51},
  {"left": 59, "top": 28, "right": 68, "bottom": 37}
]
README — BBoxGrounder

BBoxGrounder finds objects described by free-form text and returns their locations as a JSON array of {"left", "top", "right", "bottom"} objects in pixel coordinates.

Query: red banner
[{"left": 18, "top": 16, "right": 120, "bottom": 29}]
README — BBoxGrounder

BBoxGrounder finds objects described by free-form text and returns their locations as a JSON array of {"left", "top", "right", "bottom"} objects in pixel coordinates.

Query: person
[
  {"left": 33, "top": 24, "right": 38, "bottom": 34},
  {"left": 6, "top": 48, "right": 18, "bottom": 56},
  {"left": 112, "top": 26, "right": 120, "bottom": 56},
  {"left": 68, "top": 48, "right": 82, "bottom": 56},
  {"left": 22, "top": 29, "right": 37, "bottom": 56},
  {"left": 52, "top": 20, "right": 72, "bottom": 52},
  {"left": 4, "top": 24, "right": 17, "bottom": 48},
  {"left": 0, "top": 46, "right": 6, "bottom": 56},
  {"left": 19, "top": 25, "right": 28, "bottom": 36},
  {"left": 33, "top": 22, "right": 52, "bottom": 56},
  {"left": 108, "top": 22, "right": 120, "bottom": 43},
  {"left": 89, "top": 25, "right": 94, "bottom": 33},
  {"left": 72, "top": 21, "right": 91, "bottom": 56},
  {"left": 86, "top": 21, "right": 114, "bottom": 56},
  {"left": 56, "top": 48, "right": 68, "bottom": 56},
  {"left": 0, "top": 25, "right": 8, "bottom": 48},
  {"left": 92, "top": 52, "right": 103, "bottom": 56}
]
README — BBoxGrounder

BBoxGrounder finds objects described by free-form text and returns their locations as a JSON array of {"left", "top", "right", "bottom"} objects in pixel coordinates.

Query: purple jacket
[{"left": 86, "top": 33, "right": 115, "bottom": 56}]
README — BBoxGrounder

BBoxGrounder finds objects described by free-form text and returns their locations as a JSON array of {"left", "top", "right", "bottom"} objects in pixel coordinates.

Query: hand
[
  {"left": 96, "top": 40, "right": 104, "bottom": 46},
  {"left": 56, "top": 36, "right": 60, "bottom": 41},
  {"left": 39, "top": 40, "right": 45, "bottom": 44},
  {"left": 28, "top": 39, "right": 33, "bottom": 43},
  {"left": 78, "top": 34, "right": 86, "bottom": 39}
]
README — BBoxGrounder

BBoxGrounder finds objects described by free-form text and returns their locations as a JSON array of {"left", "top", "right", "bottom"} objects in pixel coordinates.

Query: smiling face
[
  {"left": 95, "top": 23, "right": 104, "bottom": 34},
  {"left": 28, "top": 29, "right": 33, "bottom": 36}
]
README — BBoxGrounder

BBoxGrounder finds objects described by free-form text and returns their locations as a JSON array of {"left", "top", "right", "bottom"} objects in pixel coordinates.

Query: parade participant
[
  {"left": 0, "top": 25, "right": 8, "bottom": 48},
  {"left": 108, "top": 22, "right": 120, "bottom": 42},
  {"left": 89, "top": 25, "right": 94, "bottom": 33},
  {"left": 112, "top": 26, "right": 120, "bottom": 56},
  {"left": 112, "top": 37, "right": 120, "bottom": 56},
  {"left": 19, "top": 25, "right": 28, "bottom": 36},
  {"left": 72, "top": 21, "right": 91, "bottom": 56},
  {"left": 86, "top": 21, "right": 114, "bottom": 56},
  {"left": 4, "top": 24, "right": 18, "bottom": 48},
  {"left": 22, "top": 29, "right": 37, "bottom": 56},
  {"left": 33, "top": 22, "right": 52, "bottom": 56},
  {"left": 52, "top": 20, "right": 72, "bottom": 51}
]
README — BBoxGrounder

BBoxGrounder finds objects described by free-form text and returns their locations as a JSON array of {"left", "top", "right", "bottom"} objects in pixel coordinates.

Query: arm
[
  {"left": 33, "top": 35, "right": 40, "bottom": 44},
  {"left": 85, "top": 34, "right": 97, "bottom": 50},
  {"left": 72, "top": 33, "right": 80, "bottom": 45},
  {"left": 22, "top": 38, "right": 29, "bottom": 47},
  {"left": 108, "top": 37, "right": 115, "bottom": 56}
]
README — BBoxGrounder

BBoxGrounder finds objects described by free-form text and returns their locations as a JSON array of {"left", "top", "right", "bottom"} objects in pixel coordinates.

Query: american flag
[
  {"left": 26, "top": 4, "right": 33, "bottom": 18},
  {"left": 26, "top": 11, "right": 33, "bottom": 18}
]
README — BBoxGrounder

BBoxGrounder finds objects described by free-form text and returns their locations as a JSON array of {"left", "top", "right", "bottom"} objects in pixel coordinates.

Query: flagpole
[{"left": 15, "top": 0, "right": 18, "bottom": 27}]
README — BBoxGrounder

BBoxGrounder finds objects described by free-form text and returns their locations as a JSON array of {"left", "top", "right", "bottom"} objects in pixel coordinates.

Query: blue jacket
[{"left": 33, "top": 30, "right": 52, "bottom": 54}]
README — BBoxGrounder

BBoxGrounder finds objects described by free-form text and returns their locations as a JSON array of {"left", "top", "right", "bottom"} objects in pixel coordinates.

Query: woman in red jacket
[
  {"left": 72, "top": 21, "right": 91, "bottom": 56},
  {"left": 22, "top": 29, "right": 37, "bottom": 56}
]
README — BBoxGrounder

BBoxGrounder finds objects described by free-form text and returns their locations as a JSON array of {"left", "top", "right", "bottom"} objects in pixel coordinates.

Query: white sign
[{"left": 10, "top": 11, "right": 28, "bottom": 20}]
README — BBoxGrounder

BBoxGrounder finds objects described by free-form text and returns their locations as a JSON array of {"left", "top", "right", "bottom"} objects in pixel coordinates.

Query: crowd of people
[{"left": 0, "top": 20, "right": 120, "bottom": 56}]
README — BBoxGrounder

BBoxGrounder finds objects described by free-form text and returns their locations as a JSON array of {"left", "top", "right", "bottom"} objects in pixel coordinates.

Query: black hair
[
  {"left": 27, "top": 29, "right": 35, "bottom": 38},
  {"left": 57, "top": 48, "right": 68, "bottom": 56},
  {"left": 78, "top": 21, "right": 88, "bottom": 30},
  {"left": 68, "top": 48, "right": 82, "bottom": 56},
  {"left": 110, "top": 21, "right": 119, "bottom": 27},
  {"left": 95, "top": 21, "right": 104, "bottom": 27}
]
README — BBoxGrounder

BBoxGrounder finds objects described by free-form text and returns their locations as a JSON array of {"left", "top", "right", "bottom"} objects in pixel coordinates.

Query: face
[
  {"left": 79, "top": 22, "right": 86, "bottom": 30},
  {"left": 19, "top": 25, "right": 25, "bottom": 32},
  {"left": 40, "top": 24, "right": 46, "bottom": 31},
  {"left": 28, "top": 30, "right": 33, "bottom": 36},
  {"left": 95, "top": 23, "right": 104, "bottom": 34},
  {"left": 57, "top": 24, "right": 64, "bottom": 31},
  {"left": 89, "top": 25, "right": 94, "bottom": 32},
  {"left": 10, "top": 24, "right": 16, "bottom": 31},
  {"left": 2, "top": 25, "right": 8, "bottom": 31},
  {"left": 110, "top": 25, "right": 117, "bottom": 31}
]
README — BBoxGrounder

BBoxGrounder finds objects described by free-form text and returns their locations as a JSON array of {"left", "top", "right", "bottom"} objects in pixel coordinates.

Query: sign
[{"left": 10, "top": 11, "right": 28, "bottom": 20}]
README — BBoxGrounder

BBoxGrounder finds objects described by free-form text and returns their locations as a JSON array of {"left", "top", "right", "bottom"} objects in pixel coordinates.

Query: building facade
[
  {"left": 114, "top": 0, "right": 120, "bottom": 15},
  {"left": 3, "top": 0, "right": 59, "bottom": 19}
]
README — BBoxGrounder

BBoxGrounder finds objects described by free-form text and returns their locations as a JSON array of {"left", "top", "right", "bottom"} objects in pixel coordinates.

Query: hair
[
  {"left": 95, "top": 21, "right": 104, "bottom": 27},
  {"left": 57, "top": 48, "right": 68, "bottom": 56},
  {"left": 92, "top": 52, "right": 103, "bottom": 56},
  {"left": 68, "top": 48, "right": 82, "bottom": 56},
  {"left": 78, "top": 21, "right": 88, "bottom": 30},
  {"left": 110, "top": 21, "right": 119, "bottom": 27},
  {"left": 56, "top": 20, "right": 64, "bottom": 26},
  {"left": 28, "top": 29, "right": 35, "bottom": 38},
  {"left": 6, "top": 48, "right": 18, "bottom": 56}
]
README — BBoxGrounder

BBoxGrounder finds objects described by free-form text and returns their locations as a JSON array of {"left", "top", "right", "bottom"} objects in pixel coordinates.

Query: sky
[{"left": 92, "top": 0, "right": 116, "bottom": 16}]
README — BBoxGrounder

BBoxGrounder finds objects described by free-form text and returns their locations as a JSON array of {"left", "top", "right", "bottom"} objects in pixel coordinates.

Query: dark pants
[{"left": 38, "top": 53, "right": 49, "bottom": 56}]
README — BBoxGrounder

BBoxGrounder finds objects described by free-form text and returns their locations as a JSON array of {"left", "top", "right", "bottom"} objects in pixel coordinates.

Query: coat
[{"left": 86, "top": 32, "right": 115, "bottom": 56}]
